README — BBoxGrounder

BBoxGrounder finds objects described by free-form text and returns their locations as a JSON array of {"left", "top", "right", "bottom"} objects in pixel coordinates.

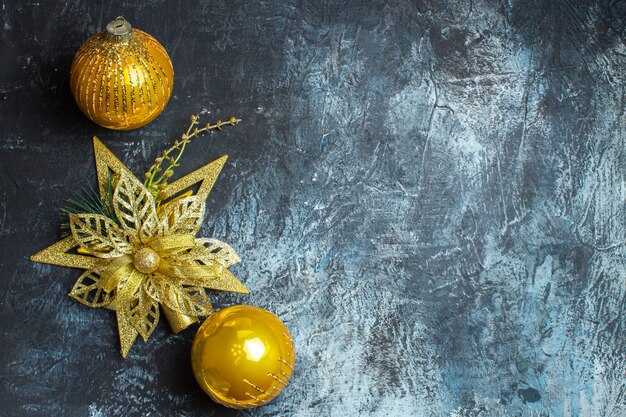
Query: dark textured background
[{"left": 1, "top": 1, "right": 625, "bottom": 416}]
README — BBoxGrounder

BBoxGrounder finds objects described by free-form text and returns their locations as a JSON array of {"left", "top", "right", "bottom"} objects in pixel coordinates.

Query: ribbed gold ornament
[{"left": 70, "top": 17, "right": 174, "bottom": 130}]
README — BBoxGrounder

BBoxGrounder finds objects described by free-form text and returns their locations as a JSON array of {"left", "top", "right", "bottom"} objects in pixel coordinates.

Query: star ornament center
[{"left": 31, "top": 137, "right": 248, "bottom": 357}]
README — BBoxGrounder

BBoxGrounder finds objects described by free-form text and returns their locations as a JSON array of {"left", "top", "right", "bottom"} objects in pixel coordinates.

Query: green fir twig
[{"left": 60, "top": 175, "right": 119, "bottom": 235}]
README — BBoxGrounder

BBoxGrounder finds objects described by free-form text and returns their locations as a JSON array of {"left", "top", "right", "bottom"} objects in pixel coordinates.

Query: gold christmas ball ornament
[
  {"left": 191, "top": 305, "right": 295, "bottom": 409},
  {"left": 70, "top": 16, "right": 174, "bottom": 130}
]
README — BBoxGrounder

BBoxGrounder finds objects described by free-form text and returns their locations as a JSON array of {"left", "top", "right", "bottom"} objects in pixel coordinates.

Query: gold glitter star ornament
[{"left": 31, "top": 137, "right": 248, "bottom": 357}]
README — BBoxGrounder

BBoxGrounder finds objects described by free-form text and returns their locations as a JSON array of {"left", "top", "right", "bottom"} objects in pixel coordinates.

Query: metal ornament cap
[{"left": 105, "top": 16, "right": 132, "bottom": 41}]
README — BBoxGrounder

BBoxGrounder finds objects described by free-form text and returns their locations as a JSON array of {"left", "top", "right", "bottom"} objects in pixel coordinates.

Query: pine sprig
[{"left": 60, "top": 176, "right": 119, "bottom": 235}]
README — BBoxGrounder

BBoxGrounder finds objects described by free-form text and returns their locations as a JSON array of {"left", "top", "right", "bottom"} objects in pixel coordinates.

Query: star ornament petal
[{"left": 31, "top": 137, "right": 248, "bottom": 357}]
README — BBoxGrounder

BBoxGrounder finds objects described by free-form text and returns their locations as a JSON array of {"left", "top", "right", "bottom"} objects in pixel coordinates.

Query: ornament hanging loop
[
  {"left": 114, "top": 16, "right": 127, "bottom": 28},
  {"left": 106, "top": 16, "right": 132, "bottom": 41}
]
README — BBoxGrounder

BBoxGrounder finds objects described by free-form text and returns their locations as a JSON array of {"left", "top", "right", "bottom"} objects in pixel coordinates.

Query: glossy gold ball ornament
[
  {"left": 192, "top": 305, "right": 295, "bottom": 409},
  {"left": 70, "top": 17, "right": 174, "bottom": 130}
]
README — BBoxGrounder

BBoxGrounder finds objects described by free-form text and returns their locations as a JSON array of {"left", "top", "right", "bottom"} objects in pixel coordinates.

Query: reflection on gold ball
[
  {"left": 191, "top": 305, "right": 295, "bottom": 409},
  {"left": 70, "top": 17, "right": 174, "bottom": 130}
]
